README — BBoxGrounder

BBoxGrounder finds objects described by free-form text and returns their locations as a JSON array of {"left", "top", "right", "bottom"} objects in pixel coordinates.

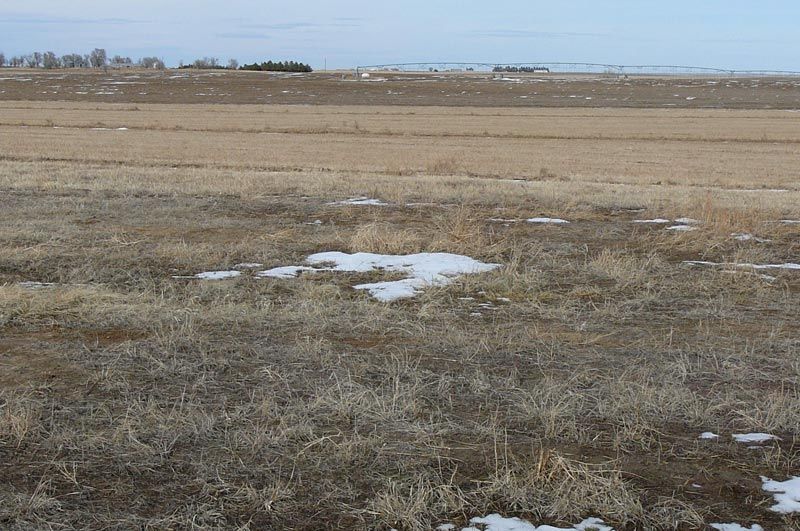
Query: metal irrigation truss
[{"left": 355, "top": 62, "right": 800, "bottom": 77}]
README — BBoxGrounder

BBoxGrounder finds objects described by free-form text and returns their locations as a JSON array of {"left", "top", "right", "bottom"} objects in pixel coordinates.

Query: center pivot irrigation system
[{"left": 355, "top": 62, "right": 800, "bottom": 77}]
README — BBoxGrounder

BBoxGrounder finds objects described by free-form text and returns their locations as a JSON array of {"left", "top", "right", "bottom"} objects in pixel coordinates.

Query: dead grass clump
[
  {"left": 371, "top": 478, "right": 467, "bottom": 531},
  {"left": 347, "top": 222, "right": 426, "bottom": 254},
  {"left": 588, "top": 249, "right": 662, "bottom": 287},
  {"left": 0, "top": 392, "right": 42, "bottom": 447},
  {"left": 477, "top": 450, "right": 645, "bottom": 526},
  {"left": 426, "top": 156, "right": 461, "bottom": 176}
]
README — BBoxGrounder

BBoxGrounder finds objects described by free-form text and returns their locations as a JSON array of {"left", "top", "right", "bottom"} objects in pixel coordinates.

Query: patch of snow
[
  {"left": 699, "top": 432, "right": 720, "bottom": 440},
  {"left": 460, "top": 515, "right": 613, "bottom": 531},
  {"left": 233, "top": 263, "right": 263, "bottom": 270},
  {"left": 632, "top": 219, "right": 671, "bottom": 224},
  {"left": 17, "top": 281, "right": 57, "bottom": 289},
  {"left": 259, "top": 252, "right": 500, "bottom": 302},
  {"left": 733, "top": 433, "right": 781, "bottom": 444},
  {"left": 328, "top": 197, "right": 389, "bottom": 206},
  {"left": 761, "top": 476, "right": 800, "bottom": 514},
  {"left": 780, "top": 219, "right": 800, "bottom": 224},
  {"left": 710, "top": 524, "right": 764, "bottom": 531},
  {"left": 674, "top": 217, "right": 700, "bottom": 225},
  {"left": 305, "top": 220, "right": 323, "bottom": 225},
  {"left": 193, "top": 271, "right": 241, "bottom": 280},
  {"left": 666, "top": 225, "right": 697, "bottom": 232},
  {"left": 255, "top": 266, "right": 318, "bottom": 279},
  {"left": 527, "top": 217, "right": 570, "bottom": 225},
  {"left": 732, "top": 233, "right": 771, "bottom": 243}
]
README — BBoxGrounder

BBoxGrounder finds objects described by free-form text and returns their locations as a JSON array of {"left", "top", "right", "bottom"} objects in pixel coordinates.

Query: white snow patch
[
  {"left": 233, "top": 263, "right": 263, "bottom": 270},
  {"left": 732, "top": 233, "right": 771, "bottom": 243},
  {"left": 699, "top": 432, "right": 720, "bottom": 440},
  {"left": 328, "top": 197, "right": 389, "bottom": 206},
  {"left": 684, "top": 261, "right": 800, "bottom": 272},
  {"left": 674, "top": 217, "right": 700, "bottom": 225},
  {"left": 258, "top": 252, "right": 500, "bottom": 302},
  {"left": 193, "top": 271, "right": 241, "bottom": 280},
  {"left": 780, "top": 219, "right": 800, "bottom": 224},
  {"left": 632, "top": 219, "right": 671, "bottom": 224},
  {"left": 733, "top": 433, "right": 781, "bottom": 444},
  {"left": 458, "top": 515, "right": 613, "bottom": 531},
  {"left": 255, "top": 266, "right": 318, "bottom": 279},
  {"left": 666, "top": 225, "right": 697, "bottom": 232},
  {"left": 527, "top": 217, "right": 570, "bottom": 225},
  {"left": 761, "top": 476, "right": 800, "bottom": 514},
  {"left": 710, "top": 524, "right": 764, "bottom": 531},
  {"left": 17, "top": 281, "right": 57, "bottom": 289}
]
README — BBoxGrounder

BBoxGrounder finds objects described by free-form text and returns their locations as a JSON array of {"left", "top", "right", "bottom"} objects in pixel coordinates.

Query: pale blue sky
[{"left": 1, "top": 1, "right": 798, "bottom": 70}]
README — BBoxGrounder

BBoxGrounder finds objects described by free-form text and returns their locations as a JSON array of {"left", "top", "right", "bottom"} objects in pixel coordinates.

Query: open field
[
  {"left": 2, "top": 69, "right": 800, "bottom": 108},
  {"left": 1, "top": 73, "right": 799, "bottom": 530}
]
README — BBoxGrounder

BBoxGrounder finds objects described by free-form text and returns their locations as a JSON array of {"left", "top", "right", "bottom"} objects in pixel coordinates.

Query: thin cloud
[
  {"left": 472, "top": 29, "right": 608, "bottom": 39},
  {"left": 0, "top": 14, "right": 146, "bottom": 25},
  {"left": 239, "top": 21, "right": 360, "bottom": 31},
  {"left": 217, "top": 32, "right": 271, "bottom": 40}
]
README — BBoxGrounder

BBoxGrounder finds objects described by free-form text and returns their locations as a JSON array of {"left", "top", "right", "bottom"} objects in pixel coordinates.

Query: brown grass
[{"left": 0, "top": 86, "right": 798, "bottom": 530}]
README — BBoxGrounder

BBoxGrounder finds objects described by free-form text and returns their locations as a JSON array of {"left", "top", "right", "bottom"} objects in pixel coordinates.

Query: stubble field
[{"left": 0, "top": 70, "right": 799, "bottom": 530}]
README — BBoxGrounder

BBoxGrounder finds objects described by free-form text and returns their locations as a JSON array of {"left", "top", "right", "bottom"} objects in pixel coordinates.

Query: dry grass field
[{"left": 1, "top": 71, "right": 799, "bottom": 530}]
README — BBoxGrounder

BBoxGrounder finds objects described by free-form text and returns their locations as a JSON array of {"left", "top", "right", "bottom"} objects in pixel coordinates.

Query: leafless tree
[
  {"left": 227, "top": 58, "right": 239, "bottom": 70},
  {"left": 192, "top": 57, "right": 219, "bottom": 69},
  {"left": 42, "top": 52, "right": 61, "bottom": 69},
  {"left": 139, "top": 57, "right": 165, "bottom": 69},
  {"left": 89, "top": 48, "right": 107, "bottom": 68},
  {"left": 0, "top": 53, "right": 5, "bottom": 68}
]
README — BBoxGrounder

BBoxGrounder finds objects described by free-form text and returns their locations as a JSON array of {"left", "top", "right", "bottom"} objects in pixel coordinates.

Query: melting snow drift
[
  {"left": 710, "top": 525, "right": 764, "bottom": 531},
  {"left": 258, "top": 252, "right": 500, "bottom": 302},
  {"left": 733, "top": 433, "right": 781, "bottom": 444},
  {"left": 327, "top": 197, "right": 389, "bottom": 206},
  {"left": 761, "top": 476, "right": 800, "bottom": 514},
  {"left": 439, "top": 515, "right": 612, "bottom": 531}
]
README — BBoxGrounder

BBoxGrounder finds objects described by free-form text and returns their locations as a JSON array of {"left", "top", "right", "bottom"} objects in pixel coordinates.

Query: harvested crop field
[{"left": 1, "top": 71, "right": 799, "bottom": 530}]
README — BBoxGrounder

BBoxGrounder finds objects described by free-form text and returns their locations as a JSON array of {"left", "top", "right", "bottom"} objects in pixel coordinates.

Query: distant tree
[
  {"left": 239, "top": 59, "right": 312, "bottom": 72},
  {"left": 192, "top": 57, "right": 220, "bottom": 69},
  {"left": 32, "top": 52, "right": 43, "bottom": 68},
  {"left": 10, "top": 56, "right": 23, "bottom": 67},
  {"left": 89, "top": 48, "right": 107, "bottom": 68},
  {"left": 0, "top": 53, "right": 5, "bottom": 67},
  {"left": 227, "top": 58, "right": 239, "bottom": 70},
  {"left": 139, "top": 56, "right": 165, "bottom": 69},
  {"left": 42, "top": 51, "right": 61, "bottom": 69},
  {"left": 111, "top": 55, "right": 133, "bottom": 66}
]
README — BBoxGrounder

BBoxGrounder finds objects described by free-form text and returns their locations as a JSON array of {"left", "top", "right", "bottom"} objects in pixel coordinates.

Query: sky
[{"left": 1, "top": 1, "right": 799, "bottom": 70}]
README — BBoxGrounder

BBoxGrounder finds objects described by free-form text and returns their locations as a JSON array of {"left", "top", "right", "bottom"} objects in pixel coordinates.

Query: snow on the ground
[
  {"left": 684, "top": 261, "right": 800, "bottom": 272},
  {"left": 193, "top": 271, "right": 241, "bottom": 280},
  {"left": 710, "top": 524, "right": 764, "bottom": 531},
  {"left": 450, "top": 515, "right": 613, "bottom": 531},
  {"left": 257, "top": 252, "right": 500, "bottom": 302},
  {"left": 233, "top": 263, "right": 263, "bottom": 269},
  {"left": 699, "top": 432, "right": 720, "bottom": 440},
  {"left": 732, "top": 233, "right": 771, "bottom": 243},
  {"left": 17, "top": 281, "right": 57, "bottom": 289},
  {"left": 327, "top": 197, "right": 389, "bottom": 206},
  {"left": 780, "top": 220, "right": 800, "bottom": 224},
  {"left": 256, "top": 265, "right": 319, "bottom": 279},
  {"left": 527, "top": 217, "right": 570, "bottom": 224},
  {"left": 732, "top": 433, "right": 781, "bottom": 444},
  {"left": 666, "top": 224, "right": 697, "bottom": 232},
  {"left": 674, "top": 217, "right": 701, "bottom": 225},
  {"left": 632, "top": 219, "right": 671, "bottom": 224},
  {"left": 761, "top": 476, "right": 800, "bottom": 514}
]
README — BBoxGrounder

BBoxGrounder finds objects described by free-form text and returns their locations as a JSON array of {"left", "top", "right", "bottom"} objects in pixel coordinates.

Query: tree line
[
  {"left": 0, "top": 49, "right": 312, "bottom": 72},
  {"left": 0, "top": 48, "right": 165, "bottom": 69},
  {"left": 240, "top": 60, "right": 313, "bottom": 72}
]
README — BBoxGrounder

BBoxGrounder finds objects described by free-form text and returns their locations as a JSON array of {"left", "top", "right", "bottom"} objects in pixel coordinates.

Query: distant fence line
[{"left": 355, "top": 62, "right": 800, "bottom": 77}]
